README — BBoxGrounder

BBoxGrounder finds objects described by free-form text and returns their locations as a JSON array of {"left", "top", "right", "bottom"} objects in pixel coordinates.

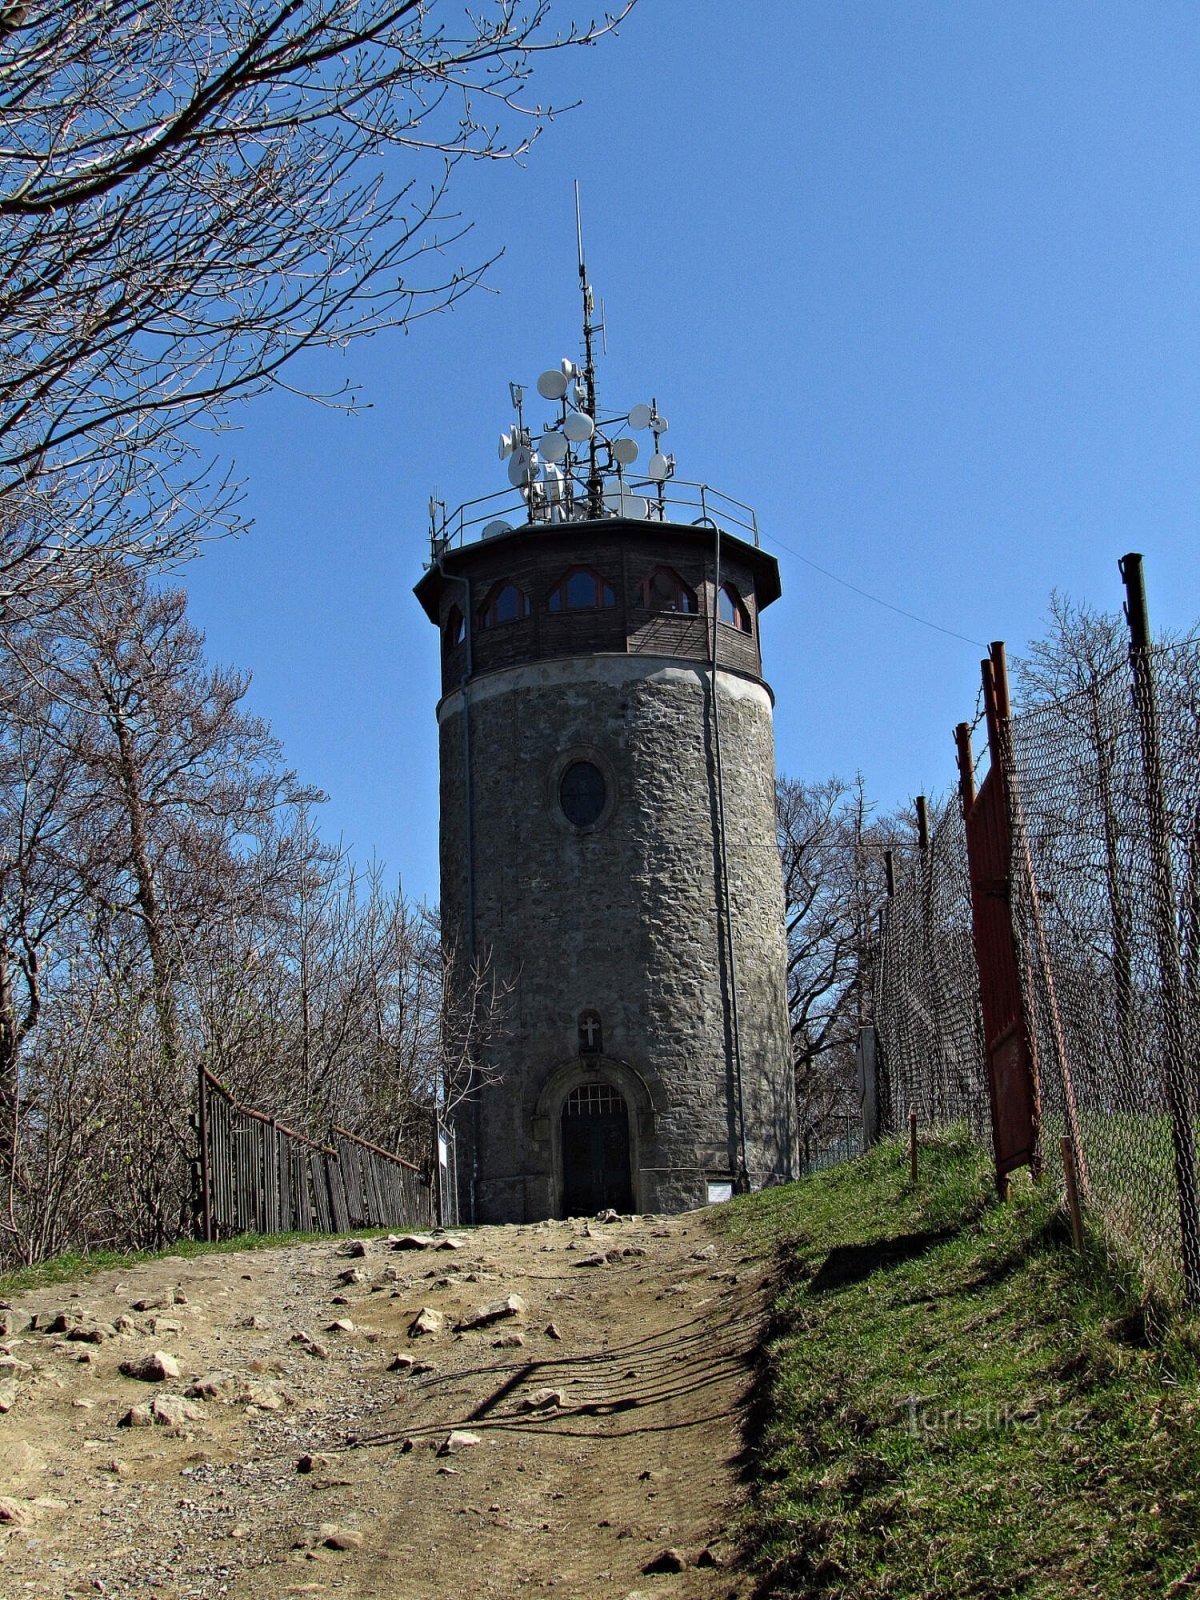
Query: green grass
[
  {"left": 0, "top": 1225, "right": 407, "bottom": 1299},
  {"left": 718, "top": 1128, "right": 1200, "bottom": 1599}
]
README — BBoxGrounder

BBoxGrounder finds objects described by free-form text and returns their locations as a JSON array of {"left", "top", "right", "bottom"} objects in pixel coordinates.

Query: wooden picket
[{"left": 196, "top": 1067, "right": 433, "bottom": 1240}]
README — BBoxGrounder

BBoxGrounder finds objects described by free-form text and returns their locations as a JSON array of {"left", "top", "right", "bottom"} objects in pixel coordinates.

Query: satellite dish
[
  {"left": 482, "top": 520, "right": 512, "bottom": 538},
  {"left": 612, "top": 437, "right": 639, "bottom": 466},
  {"left": 537, "top": 369, "right": 568, "bottom": 401},
  {"left": 498, "top": 429, "right": 517, "bottom": 460},
  {"left": 652, "top": 414, "right": 669, "bottom": 434},
  {"left": 508, "top": 446, "right": 541, "bottom": 486},
  {"left": 628, "top": 403, "right": 653, "bottom": 431},
  {"left": 563, "top": 410, "right": 595, "bottom": 443},
  {"left": 647, "top": 452, "right": 670, "bottom": 481},
  {"left": 560, "top": 358, "right": 580, "bottom": 380},
  {"left": 538, "top": 429, "right": 568, "bottom": 464},
  {"left": 605, "top": 488, "right": 649, "bottom": 520}
]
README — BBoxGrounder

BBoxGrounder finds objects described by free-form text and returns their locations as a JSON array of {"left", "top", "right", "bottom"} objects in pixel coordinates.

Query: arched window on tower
[
  {"left": 547, "top": 566, "right": 616, "bottom": 612},
  {"left": 444, "top": 605, "right": 466, "bottom": 649},
  {"left": 717, "top": 582, "right": 751, "bottom": 632},
  {"left": 642, "top": 566, "right": 698, "bottom": 614},
  {"left": 478, "top": 581, "right": 531, "bottom": 630}
]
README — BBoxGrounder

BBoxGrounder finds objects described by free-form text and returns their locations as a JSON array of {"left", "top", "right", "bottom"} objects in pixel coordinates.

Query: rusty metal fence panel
[{"left": 197, "top": 1069, "right": 433, "bottom": 1240}]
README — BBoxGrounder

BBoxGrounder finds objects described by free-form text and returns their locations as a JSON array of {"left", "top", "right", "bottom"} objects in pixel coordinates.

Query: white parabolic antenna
[
  {"left": 538, "top": 430, "right": 568, "bottom": 464},
  {"left": 482, "top": 519, "right": 512, "bottom": 538},
  {"left": 612, "top": 436, "right": 639, "bottom": 465},
  {"left": 563, "top": 410, "right": 594, "bottom": 443},
  {"left": 537, "top": 369, "right": 568, "bottom": 401},
  {"left": 628, "top": 403, "right": 653, "bottom": 430},
  {"left": 647, "top": 452, "right": 670, "bottom": 481},
  {"left": 605, "top": 488, "right": 649, "bottom": 520},
  {"left": 498, "top": 429, "right": 517, "bottom": 460},
  {"left": 508, "top": 447, "right": 541, "bottom": 486}
]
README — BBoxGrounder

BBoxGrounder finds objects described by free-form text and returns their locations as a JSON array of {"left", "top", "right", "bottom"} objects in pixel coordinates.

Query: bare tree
[
  {"left": 0, "top": 0, "right": 635, "bottom": 606},
  {"left": 777, "top": 773, "right": 900, "bottom": 1148}
]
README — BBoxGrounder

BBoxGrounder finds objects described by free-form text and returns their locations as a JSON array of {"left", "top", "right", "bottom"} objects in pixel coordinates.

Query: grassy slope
[{"left": 719, "top": 1130, "right": 1200, "bottom": 1600}]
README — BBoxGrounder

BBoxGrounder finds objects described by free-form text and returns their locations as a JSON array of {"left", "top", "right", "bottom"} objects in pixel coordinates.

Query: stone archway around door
[{"left": 530, "top": 1057, "right": 661, "bottom": 1219}]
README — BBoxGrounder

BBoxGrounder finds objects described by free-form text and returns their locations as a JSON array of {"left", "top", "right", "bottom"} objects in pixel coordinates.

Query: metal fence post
[
  {"left": 1120, "top": 552, "right": 1200, "bottom": 1305},
  {"left": 197, "top": 1064, "right": 212, "bottom": 1243}
]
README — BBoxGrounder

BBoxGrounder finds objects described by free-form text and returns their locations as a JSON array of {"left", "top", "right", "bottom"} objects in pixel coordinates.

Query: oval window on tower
[{"left": 559, "top": 760, "right": 607, "bottom": 828}]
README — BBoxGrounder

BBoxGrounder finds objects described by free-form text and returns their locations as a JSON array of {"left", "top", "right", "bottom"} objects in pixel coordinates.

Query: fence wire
[
  {"left": 1008, "top": 639, "right": 1200, "bottom": 1300},
  {"left": 874, "top": 634, "right": 1200, "bottom": 1304},
  {"left": 874, "top": 803, "right": 990, "bottom": 1141}
]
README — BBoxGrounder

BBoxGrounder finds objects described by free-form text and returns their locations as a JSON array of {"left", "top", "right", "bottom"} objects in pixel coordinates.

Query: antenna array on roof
[{"left": 489, "top": 182, "right": 676, "bottom": 528}]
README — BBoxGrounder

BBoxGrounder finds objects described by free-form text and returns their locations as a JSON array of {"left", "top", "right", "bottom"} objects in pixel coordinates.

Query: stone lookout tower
[{"left": 414, "top": 246, "right": 794, "bottom": 1223}]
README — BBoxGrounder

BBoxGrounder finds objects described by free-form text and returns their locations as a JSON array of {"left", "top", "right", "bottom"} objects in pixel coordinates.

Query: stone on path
[
  {"left": 544, "top": 1322, "right": 563, "bottom": 1341},
  {"left": 119, "top": 1350, "right": 180, "bottom": 1382},
  {"left": 120, "top": 1394, "right": 202, "bottom": 1430},
  {"left": 186, "top": 1372, "right": 240, "bottom": 1402},
  {"left": 66, "top": 1322, "right": 117, "bottom": 1344},
  {"left": 390, "top": 1234, "right": 431, "bottom": 1251},
  {"left": 437, "top": 1430, "right": 482, "bottom": 1456},
  {"left": 455, "top": 1293, "right": 525, "bottom": 1331},
  {"left": 408, "top": 1307, "right": 444, "bottom": 1338},
  {"left": 574, "top": 1252, "right": 609, "bottom": 1268},
  {"left": 323, "top": 1527, "right": 363, "bottom": 1551},
  {"left": 0, "top": 1496, "right": 31, "bottom": 1526},
  {"left": 518, "top": 1387, "right": 567, "bottom": 1412},
  {"left": 643, "top": 1548, "right": 687, "bottom": 1574}
]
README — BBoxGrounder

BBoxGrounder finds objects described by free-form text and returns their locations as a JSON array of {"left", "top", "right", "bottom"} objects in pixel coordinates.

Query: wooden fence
[{"left": 195, "top": 1067, "right": 433, "bottom": 1240}]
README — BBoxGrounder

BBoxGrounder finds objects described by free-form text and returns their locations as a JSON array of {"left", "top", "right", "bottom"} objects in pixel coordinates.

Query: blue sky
[{"left": 183, "top": 2, "right": 1200, "bottom": 907}]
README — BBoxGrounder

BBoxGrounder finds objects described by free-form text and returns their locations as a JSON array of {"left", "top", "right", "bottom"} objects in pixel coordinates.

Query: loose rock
[
  {"left": 408, "top": 1307, "right": 445, "bottom": 1338},
  {"left": 455, "top": 1293, "right": 525, "bottom": 1331},
  {"left": 518, "top": 1387, "right": 567, "bottom": 1412},
  {"left": 643, "top": 1548, "right": 686, "bottom": 1574},
  {"left": 186, "top": 1372, "right": 240, "bottom": 1402},
  {"left": 438, "top": 1429, "right": 482, "bottom": 1456},
  {"left": 119, "top": 1350, "right": 181, "bottom": 1382}
]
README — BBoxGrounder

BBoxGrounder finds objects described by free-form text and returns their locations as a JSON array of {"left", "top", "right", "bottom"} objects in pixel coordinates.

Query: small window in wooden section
[
  {"left": 547, "top": 566, "right": 616, "bottom": 612},
  {"left": 478, "top": 581, "right": 531, "bottom": 630},
  {"left": 718, "top": 582, "right": 751, "bottom": 632},
  {"left": 444, "top": 605, "right": 466, "bottom": 648},
  {"left": 642, "top": 566, "right": 697, "bottom": 614}
]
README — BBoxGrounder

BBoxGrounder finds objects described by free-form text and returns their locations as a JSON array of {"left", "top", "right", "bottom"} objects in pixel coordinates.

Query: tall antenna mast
[{"left": 575, "top": 180, "right": 603, "bottom": 518}]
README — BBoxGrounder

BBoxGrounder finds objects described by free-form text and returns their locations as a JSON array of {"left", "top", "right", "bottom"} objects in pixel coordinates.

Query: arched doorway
[{"left": 560, "top": 1081, "right": 634, "bottom": 1217}]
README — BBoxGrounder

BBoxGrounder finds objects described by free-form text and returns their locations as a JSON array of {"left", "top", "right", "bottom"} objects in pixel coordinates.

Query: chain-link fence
[
  {"left": 1009, "top": 637, "right": 1200, "bottom": 1300},
  {"left": 872, "top": 608, "right": 1200, "bottom": 1305},
  {"left": 874, "top": 802, "right": 990, "bottom": 1142}
]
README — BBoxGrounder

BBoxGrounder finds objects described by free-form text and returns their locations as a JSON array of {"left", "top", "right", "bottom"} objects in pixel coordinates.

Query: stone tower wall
[{"left": 438, "top": 653, "right": 795, "bottom": 1221}]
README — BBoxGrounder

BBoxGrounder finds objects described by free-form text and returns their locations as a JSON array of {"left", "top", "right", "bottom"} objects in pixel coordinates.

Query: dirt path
[{"left": 0, "top": 1210, "right": 765, "bottom": 1599}]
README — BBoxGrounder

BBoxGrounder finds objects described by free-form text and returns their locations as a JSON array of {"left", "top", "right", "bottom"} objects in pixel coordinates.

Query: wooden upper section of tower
[{"left": 414, "top": 516, "right": 783, "bottom": 698}]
